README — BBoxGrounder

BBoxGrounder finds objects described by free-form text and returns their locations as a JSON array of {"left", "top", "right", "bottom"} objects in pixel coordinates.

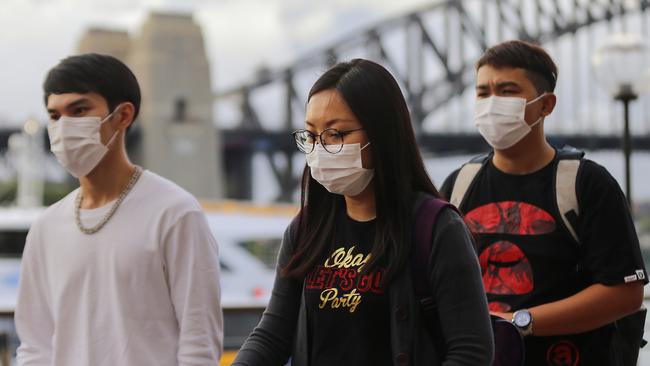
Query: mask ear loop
[
  {"left": 526, "top": 92, "right": 547, "bottom": 105},
  {"left": 104, "top": 129, "right": 121, "bottom": 149},
  {"left": 526, "top": 92, "right": 549, "bottom": 128},
  {"left": 101, "top": 104, "right": 124, "bottom": 149},
  {"left": 528, "top": 116, "right": 544, "bottom": 129},
  {"left": 99, "top": 104, "right": 121, "bottom": 124}
]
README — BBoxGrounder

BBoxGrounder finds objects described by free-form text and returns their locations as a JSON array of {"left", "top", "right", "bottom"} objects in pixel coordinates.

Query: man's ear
[
  {"left": 115, "top": 102, "right": 136, "bottom": 130},
  {"left": 541, "top": 93, "right": 557, "bottom": 117}
]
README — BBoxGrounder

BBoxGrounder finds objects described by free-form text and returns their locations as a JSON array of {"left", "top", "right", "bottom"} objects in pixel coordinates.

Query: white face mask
[
  {"left": 474, "top": 93, "right": 546, "bottom": 150},
  {"left": 306, "top": 142, "right": 374, "bottom": 196},
  {"left": 47, "top": 107, "right": 121, "bottom": 178}
]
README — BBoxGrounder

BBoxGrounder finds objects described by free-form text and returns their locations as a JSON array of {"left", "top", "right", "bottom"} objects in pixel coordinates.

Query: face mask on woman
[
  {"left": 307, "top": 142, "right": 374, "bottom": 196},
  {"left": 47, "top": 106, "right": 122, "bottom": 178}
]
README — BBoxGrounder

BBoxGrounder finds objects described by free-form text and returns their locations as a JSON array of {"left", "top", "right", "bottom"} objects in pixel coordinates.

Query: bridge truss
[{"left": 216, "top": 0, "right": 650, "bottom": 201}]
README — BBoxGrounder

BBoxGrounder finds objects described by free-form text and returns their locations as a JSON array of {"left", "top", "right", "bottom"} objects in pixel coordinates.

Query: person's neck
[
  {"left": 344, "top": 183, "right": 376, "bottom": 222},
  {"left": 492, "top": 131, "right": 556, "bottom": 175},
  {"left": 78, "top": 149, "right": 136, "bottom": 209}
]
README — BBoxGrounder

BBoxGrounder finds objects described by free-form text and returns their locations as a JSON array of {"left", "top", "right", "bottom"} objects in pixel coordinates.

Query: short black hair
[
  {"left": 43, "top": 53, "right": 141, "bottom": 122},
  {"left": 476, "top": 40, "right": 558, "bottom": 93}
]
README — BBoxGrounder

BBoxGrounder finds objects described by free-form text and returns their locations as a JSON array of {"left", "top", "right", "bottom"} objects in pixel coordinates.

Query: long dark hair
[{"left": 282, "top": 59, "right": 442, "bottom": 282}]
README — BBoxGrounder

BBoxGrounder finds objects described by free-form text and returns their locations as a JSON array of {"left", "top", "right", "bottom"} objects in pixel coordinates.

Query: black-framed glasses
[{"left": 292, "top": 127, "right": 365, "bottom": 154}]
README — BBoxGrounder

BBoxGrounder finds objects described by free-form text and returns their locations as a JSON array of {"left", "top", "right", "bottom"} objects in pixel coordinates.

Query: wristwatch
[{"left": 512, "top": 309, "right": 534, "bottom": 337}]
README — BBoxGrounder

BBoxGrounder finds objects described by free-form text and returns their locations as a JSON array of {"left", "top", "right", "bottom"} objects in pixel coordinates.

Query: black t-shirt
[
  {"left": 441, "top": 154, "right": 648, "bottom": 366},
  {"left": 303, "top": 207, "right": 392, "bottom": 366}
]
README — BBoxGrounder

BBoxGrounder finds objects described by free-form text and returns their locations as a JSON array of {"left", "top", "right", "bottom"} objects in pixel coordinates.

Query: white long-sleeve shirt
[{"left": 15, "top": 170, "right": 223, "bottom": 366}]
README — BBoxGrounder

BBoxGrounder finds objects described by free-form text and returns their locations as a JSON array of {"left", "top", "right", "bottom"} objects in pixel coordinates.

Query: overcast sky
[{"left": 0, "top": 0, "right": 434, "bottom": 125}]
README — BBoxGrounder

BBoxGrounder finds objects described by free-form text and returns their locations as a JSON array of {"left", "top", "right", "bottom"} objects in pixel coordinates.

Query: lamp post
[
  {"left": 591, "top": 33, "right": 650, "bottom": 207},
  {"left": 9, "top": 118, "right": 44, "bottom": 208}
]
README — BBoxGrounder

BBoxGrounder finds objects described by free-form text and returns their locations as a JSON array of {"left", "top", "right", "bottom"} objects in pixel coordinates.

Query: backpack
[
  {"left": 448, "top": 146, "right": 647, "bottom": 366},
  {"left": 412, "top": 196, "right": 525, "bottom": 366}
]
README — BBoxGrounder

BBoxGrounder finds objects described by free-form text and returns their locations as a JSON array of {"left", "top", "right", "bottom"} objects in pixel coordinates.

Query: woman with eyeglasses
[{"left": 233, "top": 59, "right": 493, "bottom": 366}]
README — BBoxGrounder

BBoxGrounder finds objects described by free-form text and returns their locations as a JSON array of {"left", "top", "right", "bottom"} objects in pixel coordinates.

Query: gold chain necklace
[{"left": 75, "top": 166, "right": 143, "bottom": 235}]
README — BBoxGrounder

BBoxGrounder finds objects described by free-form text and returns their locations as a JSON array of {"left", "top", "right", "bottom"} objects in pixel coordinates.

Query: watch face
[{"left": 514, "top": 311, "right": 531, "bottom": 327}]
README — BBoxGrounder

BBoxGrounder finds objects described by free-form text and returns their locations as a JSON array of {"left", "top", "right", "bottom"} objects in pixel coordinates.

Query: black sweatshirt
[{"left": 233, "top": 205, "right": 494, "bottom": 366}]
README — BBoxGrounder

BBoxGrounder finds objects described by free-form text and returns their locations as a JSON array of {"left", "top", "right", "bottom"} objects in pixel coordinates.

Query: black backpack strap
[
  {"left": 412, "top": 196, "right": 455, "bottom": 299},
  {"left": 411, "top": 194, "right": 456, "bottom": 360},
  {"left": 611, "top": 307, "right": 648, "bottom": 366},
  {"left": 469, "top": 152, "right": 492, "bottom": 164},
  {"left": 411, "top": 195, "right": 456, "bottom": 359}
]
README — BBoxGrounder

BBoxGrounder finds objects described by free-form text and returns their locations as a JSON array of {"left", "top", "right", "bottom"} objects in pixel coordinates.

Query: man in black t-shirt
[{"left": 440, "top": 40, "right": 647, "bottom": 366}]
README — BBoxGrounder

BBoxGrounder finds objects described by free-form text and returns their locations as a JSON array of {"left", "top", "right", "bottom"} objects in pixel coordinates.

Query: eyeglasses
[{"left": 292, "top": 128, "right": 365, "bottom": 154}]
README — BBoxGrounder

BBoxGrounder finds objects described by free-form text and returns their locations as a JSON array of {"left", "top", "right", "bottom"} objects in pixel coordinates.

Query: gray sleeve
[
  {"left": 232, "top": 218, "right": 303, "bottom": 366},
  {"left": 430, "top": 209, "right": 494, "bottom": 366}
]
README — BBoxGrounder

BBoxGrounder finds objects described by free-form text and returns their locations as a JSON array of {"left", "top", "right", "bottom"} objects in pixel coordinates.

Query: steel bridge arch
[
  {"left": 218, "top": 0, "right": 650, "bottom": 130},
  {"left": 216, "top": 0, "right": 650, "bottom": 201}
]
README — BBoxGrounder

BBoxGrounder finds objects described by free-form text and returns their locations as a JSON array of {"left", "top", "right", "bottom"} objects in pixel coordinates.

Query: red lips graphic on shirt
[
  {"left": 465, "top": 201, "right": 556, "bottom": 235},
  {"left": 465, "top": 201, "right": 556, "bottom": 310},
  {"left": 479, "top": 241, "right": 533, "bottom": 304}
]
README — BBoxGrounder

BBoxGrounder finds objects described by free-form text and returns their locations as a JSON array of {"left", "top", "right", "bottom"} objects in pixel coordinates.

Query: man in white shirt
[{"left": 15, "top": 53, "right": 223, "bottom": 366}]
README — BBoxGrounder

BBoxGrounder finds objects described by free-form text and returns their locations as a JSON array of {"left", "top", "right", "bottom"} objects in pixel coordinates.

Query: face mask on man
[
  {"left": 47, "top": 105, "right": 122, "bottom": 178},
  {"left": 474, "top": 93, "right": 547, "bottom": 150},
  {"left": 306, "top": 142, "right": 374, "bottom": 196}
]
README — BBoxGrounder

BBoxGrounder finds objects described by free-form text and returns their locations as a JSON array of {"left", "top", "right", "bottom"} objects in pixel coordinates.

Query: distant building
[
  {"left": 78, "top": 28, "right": 131, "bottom": 62},
  {"left": 77, "top": 12, "right": 224, "bottom": 199}
]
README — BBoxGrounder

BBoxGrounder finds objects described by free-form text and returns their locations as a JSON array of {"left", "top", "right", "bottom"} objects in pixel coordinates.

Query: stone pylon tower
[
  {"left": 76, "top": 12, "right": 223, "bottom": 199},
  {"left": 78, "top": 28, "right": 131, "bottom": 61}
]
